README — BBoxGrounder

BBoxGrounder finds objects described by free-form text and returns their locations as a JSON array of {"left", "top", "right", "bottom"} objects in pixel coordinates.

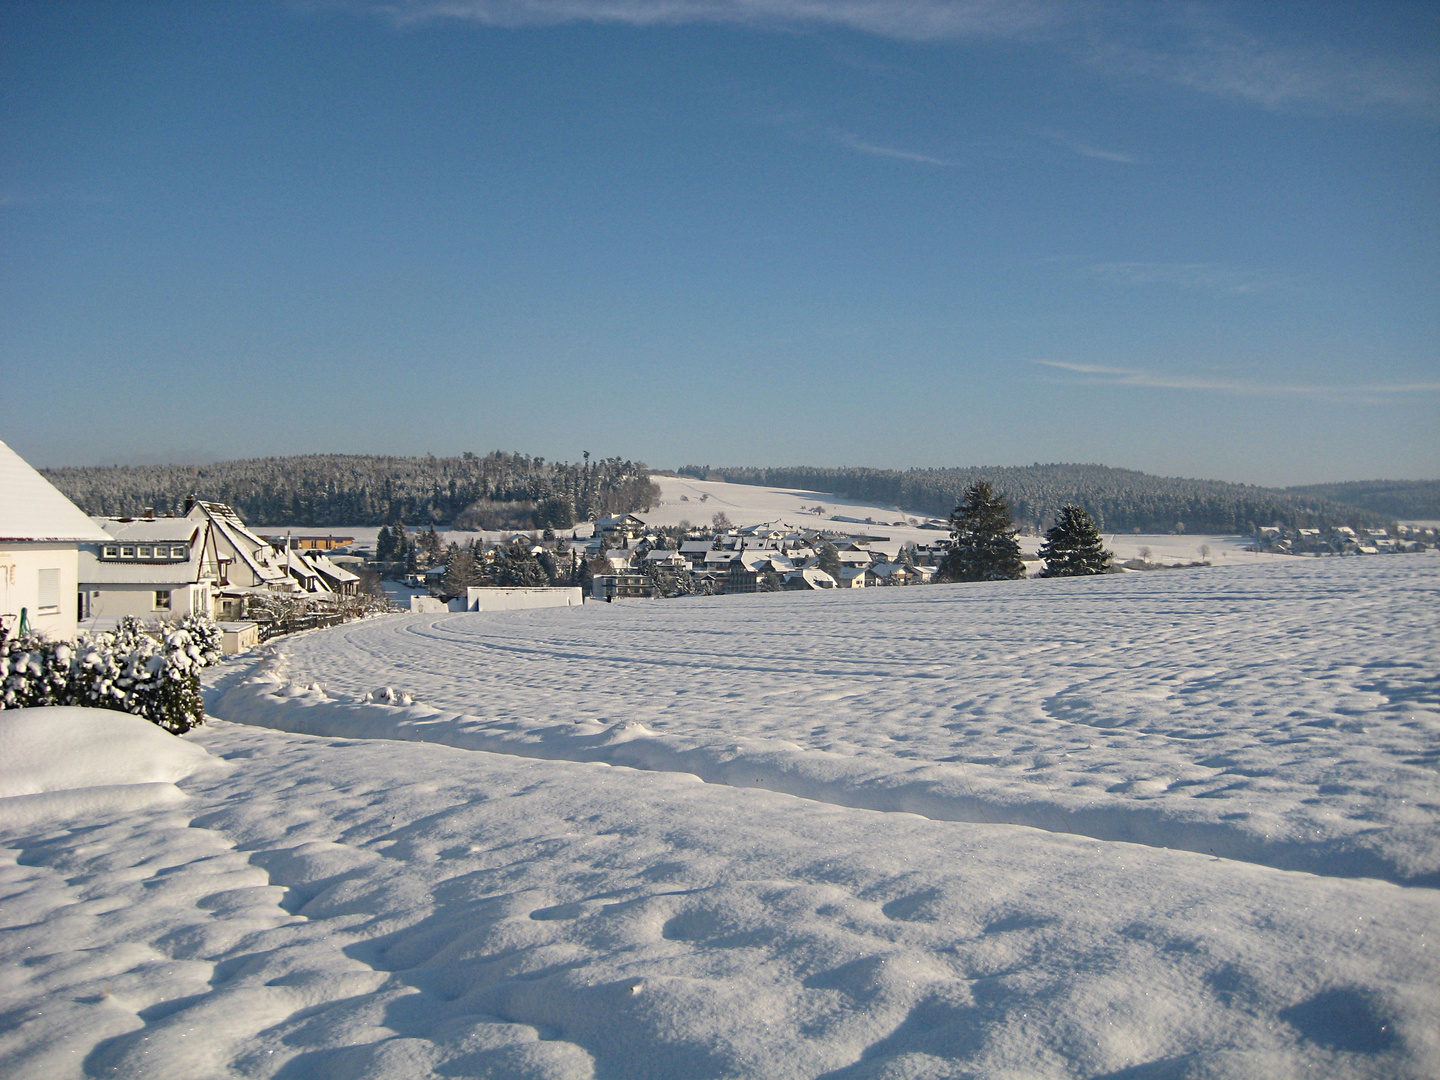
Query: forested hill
[
  {"left": 1283, "top": 480, "right": 1440, "bottom": 521},
  {"left": 44, "top": 452, "right": 660, "bottom": 530},
  {"left": 678, "top": 463, "right": 1391, "bottom": 533}
]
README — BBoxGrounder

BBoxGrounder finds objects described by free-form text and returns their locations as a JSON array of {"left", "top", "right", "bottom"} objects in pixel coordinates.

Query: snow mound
[{"left": 0, "top": 706, "right": 218, "bottom": 798}]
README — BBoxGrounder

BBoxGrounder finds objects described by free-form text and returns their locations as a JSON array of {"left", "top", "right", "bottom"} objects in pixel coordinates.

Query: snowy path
[{"left": 227, "top": 557, "right": 1440, "bottom": 886}]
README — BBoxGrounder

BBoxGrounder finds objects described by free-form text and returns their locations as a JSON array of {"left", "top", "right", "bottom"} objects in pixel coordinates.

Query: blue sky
[{"left": 2, "top": 0, "right": 1436, "bottom": 485}]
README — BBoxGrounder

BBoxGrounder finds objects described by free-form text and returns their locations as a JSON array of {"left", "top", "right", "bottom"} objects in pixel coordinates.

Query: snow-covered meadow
[{"left": 3, "top": 556, "right": 1438, "bottom": 1078}]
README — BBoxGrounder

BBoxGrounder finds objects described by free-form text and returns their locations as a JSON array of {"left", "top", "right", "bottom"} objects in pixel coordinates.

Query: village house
[
  {"left": 303, "top": 550, "right": 361, "bottom": 596},
  {"left": 727, "top": 551, "right": 794, "bottom": 594},
  {"left": 80, "top": 514, "right": 214, "bottom": 626},
  {"left": 263, "top": 534, "right": 355, "bottom": 551},
  {"left": 869, "top": 562, "right": 917, "bottom": 586},
  {"left": 594, "top": 514, "right": 646, "bottom": 545},
  {"left": 642, "top": 549, "right": 689, "bottom": 571},
  {"left": 184, "top": 499, "right": 338, "bottom": 619},
  {"left": 679, "top": 539, "right": 716, "bottom": 568},
  {"left": 591, "top": 569, "right": 653, "bottom": 601},
  {"left": 782, "top": 567, "right": 836, "bottom": 590},
  {"left": 0, "top": 439, "right": 113, "bottom": 640},
  {"left": 834, "top": 566, "right": 874, "bottom": 588}
]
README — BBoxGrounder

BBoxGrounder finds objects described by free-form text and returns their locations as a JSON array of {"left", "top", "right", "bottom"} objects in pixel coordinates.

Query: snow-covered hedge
[{"left": 0, "top": 615, "right": 222, "bottom": 735}]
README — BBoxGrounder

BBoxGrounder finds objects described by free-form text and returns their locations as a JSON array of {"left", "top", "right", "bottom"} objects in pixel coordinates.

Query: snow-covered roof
[
  {"left": 97, "top": 518, "right": 200, "bottom": 544},
  {"left": 870, "top": 562, "right": 910, "bottom": 579},
  {"left": 305, "top": 552, "right": 361, "bottom": 584},
  {"left": 783, "top": 567, "right": 836, "bottom": 589},
  {"left": 0, "top": 439, "right": 112, "bottom": 542},
  {"left": 77, "top": 548, "right": 207, "bottom": 587}
]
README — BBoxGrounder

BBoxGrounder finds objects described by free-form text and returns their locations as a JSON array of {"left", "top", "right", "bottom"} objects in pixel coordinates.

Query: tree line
[
  {"left": 44, "top": 451, "right": 661, "bottom": 530},
  {"left": 677, "top": 462, "right": 1392, "bottom": 533},
  {"left": 1281, "top": 480, "right": 1440, "bottom": 521}
]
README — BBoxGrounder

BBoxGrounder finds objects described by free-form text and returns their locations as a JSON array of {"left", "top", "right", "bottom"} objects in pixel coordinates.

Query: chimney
[
  {"left": 143, "top": 507, "right": 156, "bottom": 520},
  {"left": 183, "top": 493, "right": 197, "bottom": 514}
]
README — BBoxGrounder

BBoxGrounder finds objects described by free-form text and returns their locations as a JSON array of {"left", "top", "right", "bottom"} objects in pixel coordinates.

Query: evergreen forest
[
  {"left": 45, "top": 452, "right": 660, "bottom": 530},
  {"left": 1281, "top": 480, "right": 1440, "bottom": 522},
  {"left": 677, "top": 463, "right": 1395, "bottom": 533}
]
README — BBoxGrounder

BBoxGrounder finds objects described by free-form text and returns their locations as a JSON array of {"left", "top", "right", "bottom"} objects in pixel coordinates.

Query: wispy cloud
[
  {"left": 369, "top": 1, "right": 1439, "bottom": 118},
  {"left": 375, "top": 0, "right": 1057, "bottom": 40},
  {"left": 839, "top": 134, "right": 950, "bottom": 166},
  {"left": 1036, "top": 129, "right": 1140, "bottom": 164},
  {"left": 1036, "top": 360, "right": 1440, "bottom": 403},
  {"left": 1074, "top": 6, "right": 1439, "bottom": 117},
  {"left": 1085, "top": 261, "right": 1287, "bottom": 295}
]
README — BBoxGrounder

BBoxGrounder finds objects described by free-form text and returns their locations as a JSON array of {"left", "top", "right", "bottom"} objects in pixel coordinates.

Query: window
[
  {"left": 137, "top": 546, "right": 152, "bottom": 559},
  {"left": 120, "top": 546, "right": 135, "bottom": 559},
  {"left": 171, "top": 545, "right": 188, "bottom": 559},
  {"left": 37, "top": 569, "right": 60, "bottom": 614},
  {"left": 103, "top": 546, "right": 119, "bottom": 559},
  {"left": 154, "top": 590, "right": 172, "bottom": 611}
]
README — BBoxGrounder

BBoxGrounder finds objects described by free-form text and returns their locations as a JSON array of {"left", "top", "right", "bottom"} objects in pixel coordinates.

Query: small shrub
[{"left": 0, "top": 616, "right": 224, "bottom": 735}]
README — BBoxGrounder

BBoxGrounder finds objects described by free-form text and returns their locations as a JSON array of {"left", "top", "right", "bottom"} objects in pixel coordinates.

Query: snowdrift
[{"left": 0, "top": 706, "right": 219, "bottom": 827}]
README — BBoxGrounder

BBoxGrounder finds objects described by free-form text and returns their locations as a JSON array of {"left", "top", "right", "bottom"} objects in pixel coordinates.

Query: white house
[
  {"left": 80, "top": 515, "right": 214, "bottom": 627},
  {"left": 183, "top": 500, "right": 337, "bottom": 619},
  {"left": 594, "top": 514, "right": 647, "bottom": 544},
  {"left": 0, "top": 439, "right": 112, "bottom": 640}
]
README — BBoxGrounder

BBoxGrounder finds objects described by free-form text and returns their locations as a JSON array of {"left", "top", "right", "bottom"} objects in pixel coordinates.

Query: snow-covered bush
[
  {"left": 0, "top": 615, "right": 224, "bottom": 735},
  {"left": 1, "top": 636, "right": 72, "bottom": 708},
  {"left": 176, "top": 613, "right": 223, "bottom": 667}
]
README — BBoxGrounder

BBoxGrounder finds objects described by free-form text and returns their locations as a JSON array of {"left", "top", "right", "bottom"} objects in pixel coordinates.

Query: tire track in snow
[{"left": 208, "top": 654, "right": 1438, "bottom": 889}]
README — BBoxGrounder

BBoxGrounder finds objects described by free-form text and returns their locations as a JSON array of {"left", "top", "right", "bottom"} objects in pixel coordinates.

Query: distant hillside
[
  {"left": 1283, "top": 480, "right": 1440, "bottom": 521},
  {"left": 44, "top": 452, "right": 659, "bottom": 530},
  {"left": 679, "top": 463, "right": 1391, "bottom": 533}
]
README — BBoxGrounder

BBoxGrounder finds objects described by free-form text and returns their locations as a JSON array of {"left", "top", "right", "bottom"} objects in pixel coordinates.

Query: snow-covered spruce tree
[
  {"left": 939, "top": 481, "right": 1026, "bottom": 582},
  {"left": 817, "top": 541, "right": 843, "bottom": 580},
  {"left": 440, "top": 546, "right": 484, "bottom": 598},
  {"left": 1038, "top": 504, "right": 1113, "bottom": 577},
  {"left": 489, "top": 542, "right": 549, "bottom": 588}
]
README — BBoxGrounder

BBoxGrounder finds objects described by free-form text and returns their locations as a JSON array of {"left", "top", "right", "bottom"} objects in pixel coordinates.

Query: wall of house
[
  {"left": 0, "top": 542, "right": 81, "bottom": 640},
  {"left": 82, "top": 582, "right": 212, "bottom": 626}
]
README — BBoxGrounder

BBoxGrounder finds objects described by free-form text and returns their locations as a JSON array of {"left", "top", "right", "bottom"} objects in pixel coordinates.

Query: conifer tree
[
  {"left": 939, "top": 481, "right": 1026, "bottom": 582},
  {"left": 490, "top": 541, "right": 549, "bottom": 587},
  {"left": 1039, "top": 505, "right": 1112, "bottom": 577},
  {"left": 440, "top": 547, "right": 484, "bottom": 597},
  {"left": 420, "top": 524, "right": 444, "bottom": 567},
  {"left": 817, "top": 541, "right": 843, "bottom": 580}
]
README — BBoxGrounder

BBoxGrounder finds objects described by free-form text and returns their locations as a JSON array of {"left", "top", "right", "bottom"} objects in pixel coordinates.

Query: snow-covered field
[{"left": 3, "top": 557, "right": 1438, "bottom": 1078}]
